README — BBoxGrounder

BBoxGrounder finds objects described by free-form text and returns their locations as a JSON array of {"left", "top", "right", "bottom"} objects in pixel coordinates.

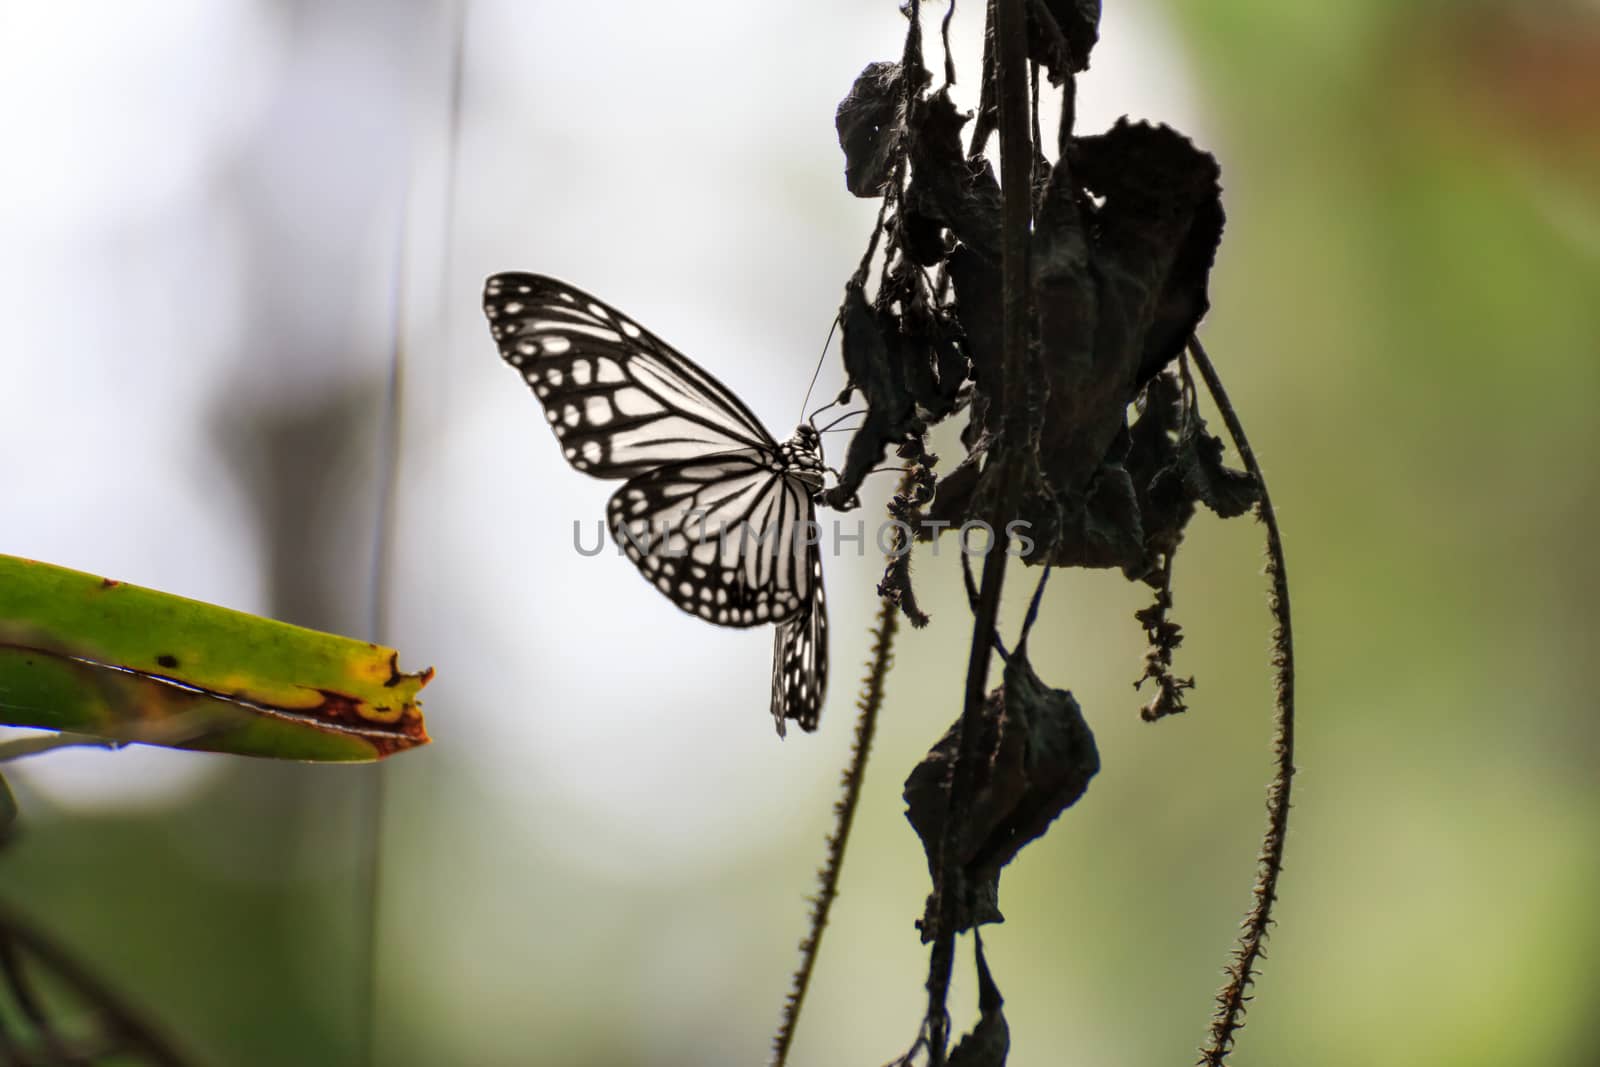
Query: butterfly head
[
  {"left": 781, "top": 423, "right": 826, "bottom": 493},
  {"left": 793, "top": 421, "right": 822, "bottom": 453}
]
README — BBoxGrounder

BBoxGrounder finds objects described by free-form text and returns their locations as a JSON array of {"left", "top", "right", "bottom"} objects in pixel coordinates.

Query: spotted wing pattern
[
  {"left": 606, "top": 449, "right": 818, "bottom": 627},
  {"left": 485, "top": 272, "right": 830, "bottom": 734},
  {"left": 770, "top": 541, "right": 827, "bottom": 736},
  {"left": 484, "top": 273, "right": 775, "bottom": 478}
]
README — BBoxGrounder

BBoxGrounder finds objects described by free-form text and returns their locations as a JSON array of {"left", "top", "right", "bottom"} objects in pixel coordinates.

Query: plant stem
[
  {"left": 770, "top": 482, "right": 909, "bottom": 1067},
  {"left": 923, "top": 0, "right": 1033, "bottom": 1060},
  {"left": 1186, "top": 337, "right": 1297, "bottom": 1065}
]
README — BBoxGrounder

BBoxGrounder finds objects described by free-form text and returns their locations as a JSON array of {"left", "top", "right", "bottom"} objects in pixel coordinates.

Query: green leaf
[{"left": 0, "top": 554, "right": 432, "bottom": 762}]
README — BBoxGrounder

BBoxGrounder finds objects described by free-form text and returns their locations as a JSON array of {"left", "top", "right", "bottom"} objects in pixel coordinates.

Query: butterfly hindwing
[
  {"left": 771, "top": 540, "right": 827, "bottom": 735},
  {"left": 606, "top": 449, "right": 817, "bottom": 628},
  {"left": 485, "top": 273, "right": 776, "bottom": 478}
]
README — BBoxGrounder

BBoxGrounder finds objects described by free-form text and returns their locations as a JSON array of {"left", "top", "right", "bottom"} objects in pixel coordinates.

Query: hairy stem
[
  {"left": 923, "top": 0, "right": 1033, "bottom": 1060},
  {"left": 1186, "top": 337, "right": 1297, "bottom": 1065},
  {"left": 770, "top": 480, "right": 913, "bottom": 1067}
]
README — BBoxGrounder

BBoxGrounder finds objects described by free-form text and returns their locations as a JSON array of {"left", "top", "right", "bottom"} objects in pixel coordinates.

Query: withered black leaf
[
  {"left": 824, "top": 282, "right": 920, "bottom": 507},
  {"left": 878, "top": 111, "right": 1232, "bottom": 579},
  {"left": 946, "top": 246, "right": 1004, "bottom": 437},
  {"left": 961, "top": 120, "right": 1221, "bottom": 571},
  {"left": 839, "top": 281, "right": 910, "bottom": 425},
  {"left": 904, "top": 90, "right": 1003, "bottom": 262},
  {"left": 1125, "top": 371, "right": 1195, "bottom": 561},
  {"left": 947, "top": 935, "right": 1010, "bottom": 1067},
  {"left": 1028, "top": 0, "right": 1101, "bottom": 82},
  {"left": 1127, "top": 368, "right": 1259, "bottom": 566},
  {"left": 1070, "top": 120, "right": 1225, "bottom": 390},
  {"left": 826, "top": 259, "right": 966, "bottom": 508},
  {"left": 835, "top": 61, "right": 925, "bottom": 198},
  {"left": 1041, "top": 460, "right": 1149, "bottom": 576},
  {"left": 1034, "top": 120, "right": 1223, "bottom": 494},
  {"left": 826, "top": 2, "right": 1234, "bottom": 573},
  {"left": 903, "top": 648, "right": 1099, "bottom": 939},
  {"left": 896, "top": 266, "right": 969, "bottom": 423},
  {"left": 1178, "top": 420, "right": 1259, "bottom": 519}
]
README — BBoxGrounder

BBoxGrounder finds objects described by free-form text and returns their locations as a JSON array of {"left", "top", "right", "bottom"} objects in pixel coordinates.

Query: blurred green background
[{"left": 2, "top": 1, "right": 1596, "bottom": 1064}]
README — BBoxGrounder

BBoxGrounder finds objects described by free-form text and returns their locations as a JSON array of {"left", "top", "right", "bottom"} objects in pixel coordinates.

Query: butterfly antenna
[
  {"left": 816, "top": 408, "right": 866, "bottom": 434},
  {"left": 799, "top": 314, "right": 841, "bottom": 425}
]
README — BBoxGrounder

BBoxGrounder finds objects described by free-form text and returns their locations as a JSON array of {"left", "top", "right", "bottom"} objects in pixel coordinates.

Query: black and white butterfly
[{"left": 484, "top": 273, "right": 829, "bottom": 736}]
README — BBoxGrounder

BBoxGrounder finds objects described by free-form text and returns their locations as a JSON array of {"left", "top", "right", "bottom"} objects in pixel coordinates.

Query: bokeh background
[{"left": 3, "top": 1, "right": 1597, "bottom": 1064}]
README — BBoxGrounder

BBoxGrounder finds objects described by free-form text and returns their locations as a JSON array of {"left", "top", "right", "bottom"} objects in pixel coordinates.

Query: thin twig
[
  {"left": 1019, "top": 565, "right": 1050, "bottom": 646},
  {"left": 358, "top": 7, "right": 471, "bottom": 1066},
  {"left": 0, "top": 734, "right": 121, "bottom": 763},
  {"left": 923, "top": 0, "right": 1033, "bottom": 1061},
  {"left": 1029, "top": 59, "right": 1043, "bottom": 198},
  {"left": 1, "top": 931, "right": 67, "bottom": 1056},
  {"left": 770, "top": 478, "right": 912, "bottom": 1066},
  {"left": 968, "top": 0, "right": 998, "bottom": 160},
  {"left": 0, "top": 900, "right": 192, "bottom": 1066},
  {"left": 1186, "top": 336, "right": 1297, "bottom": 1066},
  {"left": 853, "top": 173, "right": 900, "bottom": 290},
  {"left": 939, "top": 0, "right": 957, "bottom": 88},
  {"left": 0, "top": 712, "right": 232, "bottom": 765}
]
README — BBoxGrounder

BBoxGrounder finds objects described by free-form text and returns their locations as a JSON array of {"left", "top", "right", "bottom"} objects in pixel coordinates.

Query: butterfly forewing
[{"left": 485, "top": 273, "right": 777, "bottom": 478}]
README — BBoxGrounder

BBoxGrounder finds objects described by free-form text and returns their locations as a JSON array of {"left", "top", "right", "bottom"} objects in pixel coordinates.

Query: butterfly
[{"left": 483, "top": 273, "right": 829, "bottom": 736}]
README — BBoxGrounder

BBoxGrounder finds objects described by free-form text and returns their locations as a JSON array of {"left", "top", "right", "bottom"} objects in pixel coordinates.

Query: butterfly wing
[
  {"left": 608, "top": 450, "right": 819, "bottom": 627},
  {"left": 485, "top": 273, "right": 777, "bottom": 478},
  {"left": 487, "top": 272, "right": 830, "bottom": 733},
  {"left": 771, "top": 540, "right": 827, "bottom": 735}
]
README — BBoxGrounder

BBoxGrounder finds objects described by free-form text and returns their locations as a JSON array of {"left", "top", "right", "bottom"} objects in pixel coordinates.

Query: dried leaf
[
  {"left": 1028, "top": 0, "right": 1101, "bottom": 81},
  {"left": 903, "top": 648, "right": 1099, "bottom": 938},
  {"left": 1126, "top": 368, "right": 1259, "bottom": 567},
  {"left": 947, "top": 246, "right": 1005, "bottom": 437},
  {"left": 905, "top": 90, "right": 1002, "bottom": 262},
  {"left": 948, "top": 935, "right": 1010, "bottom": 1066},
  {"left": 826, "top": 282, "right": 917, "bottom": 505},
  {"left": 1180, "top": 422, "right": 1259, "bottom": 518},
  {"left": 836, "top": 61, "right": 922, "bottom": 198},
  {"left": 1071, "top": 120, "right": 1225, "bottom": 389}
]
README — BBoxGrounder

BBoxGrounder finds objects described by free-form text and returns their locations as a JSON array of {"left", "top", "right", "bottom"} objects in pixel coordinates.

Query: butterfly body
[
  {"left": 777, "top": 424, "right": 827, "bottom": 491},
  {"left": 484, "top": 273, "right": 829, "bottom": 735}
]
